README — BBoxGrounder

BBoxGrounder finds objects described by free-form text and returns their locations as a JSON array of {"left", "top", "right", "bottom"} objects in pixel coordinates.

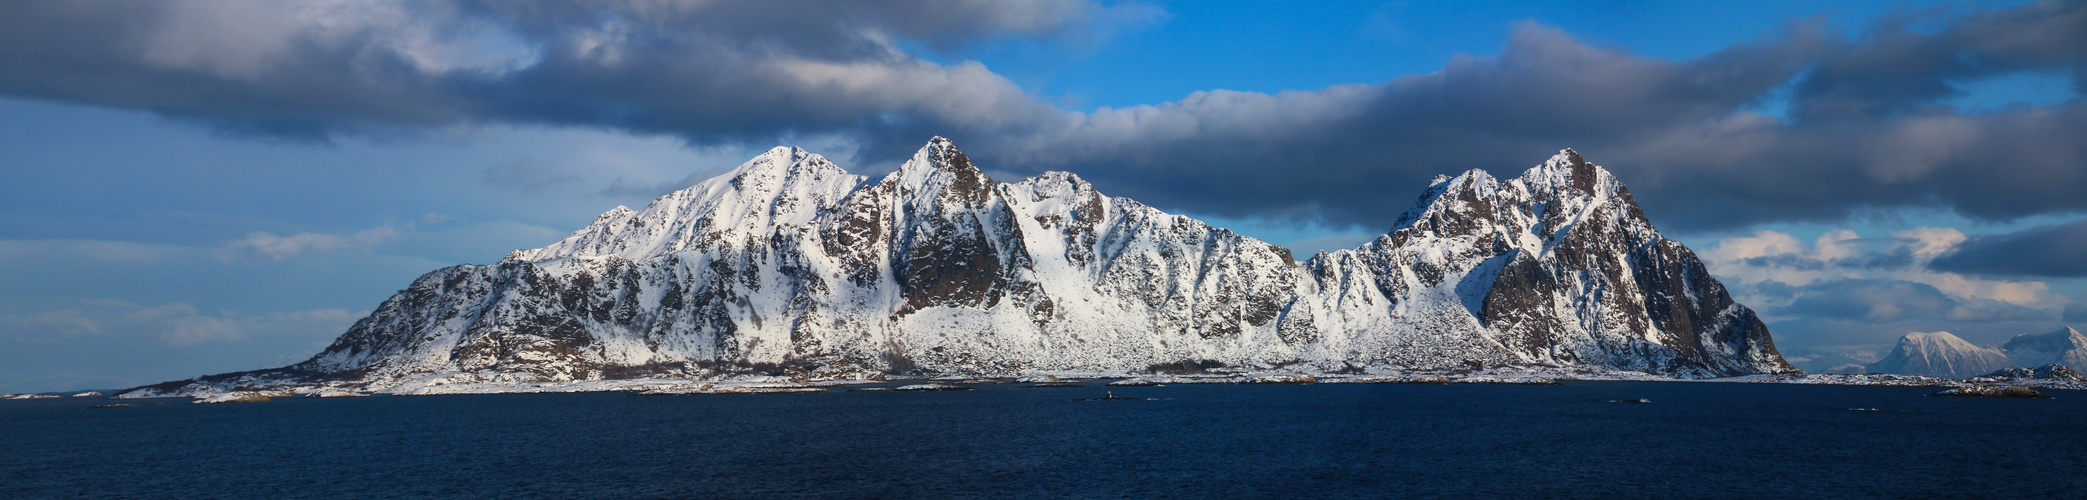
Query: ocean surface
[{"left": 4, "top": 381, "right": 2083, "bottom": 499}]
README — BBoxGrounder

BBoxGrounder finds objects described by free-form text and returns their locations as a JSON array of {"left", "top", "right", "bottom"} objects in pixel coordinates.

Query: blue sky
[{"left": 2, "top": 0, "right": 2083, "bottom": 392}]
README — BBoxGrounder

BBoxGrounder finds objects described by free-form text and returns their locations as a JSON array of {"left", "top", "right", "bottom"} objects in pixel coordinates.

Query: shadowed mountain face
[
  {"left": 140, "top": 138, "right": 1795, "bottom": 393},
  {"left": 2003, "top": 327, "right": 2087, "bottom": 370}
]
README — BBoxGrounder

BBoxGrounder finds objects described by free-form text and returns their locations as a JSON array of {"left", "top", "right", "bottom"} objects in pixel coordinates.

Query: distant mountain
[
  {"left": 1867, "top": 332, "right": 2019, "bottom": 379},
  {"left": 1784, "top": 350, "right": 1880, "bottom": 374},
  {"left": 2002, "top": 326, "right": 2087, "bottom": 370},
  {"left": 123, "top": 138, "right": 1794, "bottom": 396},
  {"left": 1977, "top": 364, "right": 2086, "bottom": 382}
]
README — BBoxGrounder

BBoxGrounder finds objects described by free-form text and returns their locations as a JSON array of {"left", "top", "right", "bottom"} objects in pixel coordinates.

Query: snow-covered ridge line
[
  {"left": 119, "top": 138, "right": 1795, "bottom": 398},
  {"left": 1836, "top": 327, "right": 2087, "bottom": 377},
  {"left": 1865, "top": 331, "right": 2019, "bottom": 379}
]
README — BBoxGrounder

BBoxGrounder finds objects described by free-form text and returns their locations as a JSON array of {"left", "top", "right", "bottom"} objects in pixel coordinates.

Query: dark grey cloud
[
  {"left": 0, "top": 0, "right": 1112, "bottom": 141},
  {"left": 1930, "top": 218, "right": 2087, "bottom": 276},
  {"left": 968, "top": 3, "right": 2087, "bottom": 231},
  {"left": 2067, "top": 302, "right": 2087, "bottom": 323},
  {"left": 936, "top": 21, "right": 1833, "bottom": 227},
  {"left": 1735, "top": 235, "right": 1929, "bottom": 271},
  {"left": 1789, "top": 2, "right": 2087, "bottom": 120},
  {"left": 1, "top": 0, "right": 2084, "bottom": 234},
  {"left": 1778, "top": 278, "right": 2051, "bottom": 323}
]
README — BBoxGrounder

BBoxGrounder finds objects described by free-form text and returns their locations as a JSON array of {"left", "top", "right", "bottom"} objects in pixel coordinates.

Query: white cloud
[
  {"left": 1703, "top": 226, "right": 2064, "bottom": 318},
  {"left": 142, "top": 0, "right": 537, "bottom": 80},
  {"left": 1895, "top": 226, "right": 1968, "bottom": 260},
  {"left": 0, "top": 239, "right": 188, "bottom": 264},
  {"left": 2, "top": 299, "right": 362, "bottom": 346},
  {"left": 7, "top": 309, "right": 102, "bottom": 337},
  {"left": 419, "top": 212, "right": 455, "bottom": 225},
  {"left": 160, "top": 315, "right": 242, "bottom": 345},
  {"left": 216, "top": 226, "right": 399, "bottom": 262},
  {"left": 1705, "top": 230, "right": 1804, "bottom": 262}
]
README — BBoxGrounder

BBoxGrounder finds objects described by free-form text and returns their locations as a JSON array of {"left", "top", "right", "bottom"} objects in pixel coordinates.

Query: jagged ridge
[{"left": 128, "top": 138, "right": 1795, "bottom": 396}]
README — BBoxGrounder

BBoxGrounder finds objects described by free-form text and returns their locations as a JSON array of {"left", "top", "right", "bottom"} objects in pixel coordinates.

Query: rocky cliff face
[
  {"left": 1299, "top": 149, "right": 1790, "bottom": 376},
  {"left": 134, "top": 138, "right": 1795, "bottom": 394}
]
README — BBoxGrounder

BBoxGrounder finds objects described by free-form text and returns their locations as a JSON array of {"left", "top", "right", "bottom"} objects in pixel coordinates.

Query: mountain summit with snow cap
[{"left": 125, "top": 138, "right": 1795, "bottom": 396}]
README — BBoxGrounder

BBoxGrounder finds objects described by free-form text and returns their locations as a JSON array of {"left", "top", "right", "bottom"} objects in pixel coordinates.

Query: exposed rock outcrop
[{"left": 1930, "top": 385, "right": 2051, "bottom": 399}]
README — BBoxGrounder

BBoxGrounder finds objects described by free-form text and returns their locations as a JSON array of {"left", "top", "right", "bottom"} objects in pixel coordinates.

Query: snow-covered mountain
[
  {"left": 126, "top": 138, "right": 1795, "bottom": 395},
  {"left": 2003, "top": 326, "right": 2087, "bottom": 370},
  {"left": 1784, "top": 350, "right": 1879, "bottom": 374},
  {"left": 1977, "top": 364, "right": 2086, "bottom": 382},
  {"left": 1866, "top": 332, "right": 2019, "bottom": 379}
]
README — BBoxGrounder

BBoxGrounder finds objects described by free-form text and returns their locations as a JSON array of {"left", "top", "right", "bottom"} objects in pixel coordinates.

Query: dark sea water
[{"left": 4, "top": 381, "right": 2084, "bottom": 499}]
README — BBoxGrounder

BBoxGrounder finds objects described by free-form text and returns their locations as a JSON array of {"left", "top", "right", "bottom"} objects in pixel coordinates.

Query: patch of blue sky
[
  {"left": 1946, "top": 72, "right": 2079, "bottom": 114},
  {"left": 955, "top": 0, "right": 2037, "bottom": 112}
]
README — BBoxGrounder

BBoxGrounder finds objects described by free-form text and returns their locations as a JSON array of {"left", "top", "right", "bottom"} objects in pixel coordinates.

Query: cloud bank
[
  {"left": 4, "top": 299, "right": 360, "bottom": 345},
  {"left": 216, "top": 226, "right": 400, "bottom": 262},
  {"left": 1701, "top": 226, "right": 2071, "bottom": 347},
  {"left": 2, "top": 1, "right": 2083, "bottom": 251},
  {"left": 1930, "top": 218, "right": 2087, "bottom": 277}
]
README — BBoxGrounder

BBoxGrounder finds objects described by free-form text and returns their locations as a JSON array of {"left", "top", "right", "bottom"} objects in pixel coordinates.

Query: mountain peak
[
  {"left": 904, "top": 136, "right": 980, "bottom": 173},
  {"left": 1523, "top": 147, "right": 1612, "bottom": 197},
  {"left": 507, "top": 144, "right": 862, "bottom": 262},
  {"left": 1870, "top": 331, "right": 2020, "bottom": 378},
  {"left": 894, "top": 136, "right": 993, "bottom": 207},
  {"left": 135, "top": 142, "right": 1797, "bottom": 398},
  {"left": 2003, "top": 326, "right": 2087, "bottom": 370},
  {"left": 1387, "top": 148, "right": 1634, "bottom": 238},
  {"left": 730, "top": 145, "right": 838, "bottom": 180}
]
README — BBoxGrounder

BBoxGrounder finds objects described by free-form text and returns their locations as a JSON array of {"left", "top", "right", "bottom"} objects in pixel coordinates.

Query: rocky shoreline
[{"left": 101, "top": 363, "right": 2086, "bottom": 403}]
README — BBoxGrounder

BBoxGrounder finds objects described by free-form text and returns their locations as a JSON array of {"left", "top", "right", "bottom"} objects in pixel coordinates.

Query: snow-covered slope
[
  {"left": 123, "top": 138, "right": 1795, "bottom": 396},
  {"left": 1867, "top": 332, "right": 2019, "bottom": 379},
  {"left": 1297, "top": 150, "right": 1791, "bottom": 376},
  {"left": 2002, "top": 326, "right": 2087, "bottom": 370}
]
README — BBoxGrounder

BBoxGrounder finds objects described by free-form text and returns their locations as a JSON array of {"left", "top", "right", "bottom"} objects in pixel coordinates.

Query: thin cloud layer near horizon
[{"left": 2, "top": 0, "right": 2083, "bottom": 392}]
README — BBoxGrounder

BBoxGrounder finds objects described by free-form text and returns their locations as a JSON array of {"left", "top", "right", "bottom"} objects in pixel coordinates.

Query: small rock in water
[
  {"left": 1361, "top": 375, "right": 1453, "bottom": 384},
  {"left": 91, "top": 403, "right": 163, "bottom": 409},
  {"left": 1106, "top": 379, "right": 1164, "bottom": 387},
  {"left": 1242, "top": 374, "right": 1319, "bottom": 384},
  {"left": 1609, "top": 398, "right": 1652, "bottom": 403},
  {"left": 1929, "top": 385, "right": 2051, "bottom": 399},
  {"left": 1073, "top": 391, "right": 1147, "bottom": 401}
]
